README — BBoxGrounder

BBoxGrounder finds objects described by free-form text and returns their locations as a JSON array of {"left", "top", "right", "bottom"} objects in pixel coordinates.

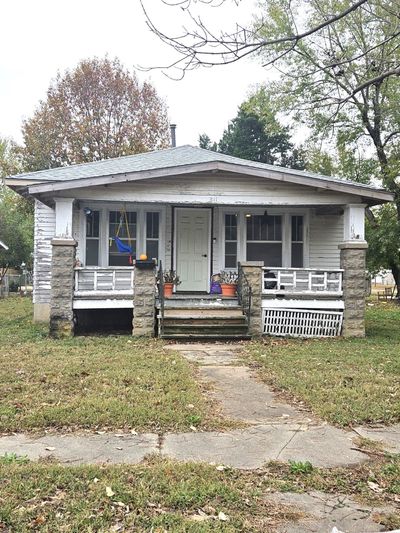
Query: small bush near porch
[
  {"left": 246, "top": 302, "right": 400, "bottom": 427},
  {"left": 0, "top": 298, "right": 225, "bottom": 433}
]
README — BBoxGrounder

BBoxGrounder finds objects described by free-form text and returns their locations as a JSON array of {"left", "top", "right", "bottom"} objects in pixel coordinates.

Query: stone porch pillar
[
  {"left": 49, "top": 198, "right": 76, "bottom": 338},
  {"left": 132, "top": 260, "right": 156, "bottom": 337},
  {"left": 339, "top": 204, "right": 368, "bottom": 338},
  {"left": 240, "top": 261, "right": 263, "bottom": 337},
  {"left": 49, "top": 238, "right": 77, "bottom": 338}
]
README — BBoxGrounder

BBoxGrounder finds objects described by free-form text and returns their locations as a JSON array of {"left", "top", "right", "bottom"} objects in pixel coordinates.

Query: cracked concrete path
[
  {"left": 353, "top": 425, "right": 400, "bottom": 454},
  {"left": 0, "top": 343, "right": 398, "bottom": 469},
  {"left": 200, "top": 365, "right": 311, "bottom": 424},
  {"left": 163, "top": 423, "right": 364, "bottom": 468},
  {"left": 0, "top": 432, "right": 158, "bottom": 465},
  {"left": 269, "top": 491, "right": 396, "bottom": 533}
]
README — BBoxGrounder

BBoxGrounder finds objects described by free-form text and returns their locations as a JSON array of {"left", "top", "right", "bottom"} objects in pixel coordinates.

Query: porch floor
[{"left": 157, "top": 294, "right": 240, "bottom": 309}]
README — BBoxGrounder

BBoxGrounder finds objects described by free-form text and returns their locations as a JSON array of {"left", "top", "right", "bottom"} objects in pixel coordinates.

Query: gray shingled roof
[{"left": 8, "top": 144, "right": 386, "bottom": 192}]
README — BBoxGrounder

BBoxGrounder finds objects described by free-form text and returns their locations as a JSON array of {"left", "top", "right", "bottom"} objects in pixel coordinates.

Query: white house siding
[
  {"left": 309, "top": 211, "right": 344, "bottom": 269},
  {"left": 52, "top": 174, "right": 361, "bottom": 206},
  {"left": 33, "top": 200, "right": 55, "bottom": 320}
]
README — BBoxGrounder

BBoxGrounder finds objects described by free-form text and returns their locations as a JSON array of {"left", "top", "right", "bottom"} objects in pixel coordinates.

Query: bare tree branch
[{"left": 140, "top": 0, "right": 369, "bottom": 68}]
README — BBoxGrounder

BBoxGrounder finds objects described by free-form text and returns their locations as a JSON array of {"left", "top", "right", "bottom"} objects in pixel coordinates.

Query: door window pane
[{"left": 224, "top": 214, "right": 237, "bottom": 268}]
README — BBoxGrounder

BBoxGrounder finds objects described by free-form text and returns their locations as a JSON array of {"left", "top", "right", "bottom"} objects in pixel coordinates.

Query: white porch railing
[
  {"left": 263, "top": 267, "right": 343, "bottom": 296},
  {"left": 74, "top": 267, "right": 134, "bottom": 296}
]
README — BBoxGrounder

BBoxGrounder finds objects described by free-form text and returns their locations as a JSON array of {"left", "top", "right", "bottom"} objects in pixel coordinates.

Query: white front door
[{"left": 176, "top": 208, "right": 210, "bottom": 292}]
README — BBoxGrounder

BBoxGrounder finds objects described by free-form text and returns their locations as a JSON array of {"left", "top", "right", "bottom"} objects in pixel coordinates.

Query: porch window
[
  {"left": 108, "top": 211, "right": 137, "bottom": 266},
  {"left": 291, "top": 215, "right": 304, "bottom": 267},
  {"left": 246, "top": 214, "right": 282, "bottom": 266},
  {"left": 224, "top": 214, "right": 237, "bottom": 268},
  {"left": 146, "top": 212, "right": 159, "bottom": 260},
  {"left": 85, "top": 210, "right": 100, "bottom": 266}
]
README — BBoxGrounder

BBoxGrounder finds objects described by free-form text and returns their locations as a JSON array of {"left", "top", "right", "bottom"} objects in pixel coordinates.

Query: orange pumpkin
[{"left": 139, "top": 253, "right": 148, "bottom": 260}]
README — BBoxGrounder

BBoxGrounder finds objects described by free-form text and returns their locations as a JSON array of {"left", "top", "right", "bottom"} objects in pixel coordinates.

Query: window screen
[
  {"left": 246, "top": 215, "right": 282, "bottom": 267},
  {"left": 146, "top": 212, "right": 160, "bottom": 260},
  {"left": 291, "top": 216, "right": 304, "bottom": 268},
  {"left": 109, "top": 211, "right": 137, "bottom": 266},
  {"left": 85, "top": 210, "right": 99, "bottom": 266}
]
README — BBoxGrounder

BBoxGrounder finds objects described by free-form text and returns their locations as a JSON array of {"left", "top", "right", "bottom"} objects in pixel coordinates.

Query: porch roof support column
[
  {"left": 55, "top": 197, "right": 74, "bottom": 239},
  {"left": 339, "top": 203, "right": 368, "bottom": 338},
  {"left": 50, "top": 198, "right": 77, "bottom": 338}
]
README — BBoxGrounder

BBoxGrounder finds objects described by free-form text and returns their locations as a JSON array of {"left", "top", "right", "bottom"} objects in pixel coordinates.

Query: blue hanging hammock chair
[{"left": 114, "top": 235, "right": 133, "bottom": 254}]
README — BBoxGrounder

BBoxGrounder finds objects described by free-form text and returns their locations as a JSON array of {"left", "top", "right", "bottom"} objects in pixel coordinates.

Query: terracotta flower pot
[
  {"left": 220, "top": 283, "right": 237, "bottom": 297},
  {"left": 163, "top": 283, "right": 174, "bottom": 298}
]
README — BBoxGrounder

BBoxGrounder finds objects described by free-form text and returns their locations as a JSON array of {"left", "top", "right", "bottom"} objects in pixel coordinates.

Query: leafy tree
[
  {"left": 0, "top": 186, "right": 33, "bottom": 284},
  {"left": 0, "top": 137, "right": 22, "bottom": 177},
  {"left": 366, "top": 204, "right": 400, "bottom": 280},
  {"left": 219, "top": 109, "right": 296, "bottom": 166},
  {"left": 252, "top": 1, "right": 400, "bottom": 292},
  {"left": 22, "top": 57, "right": 171, "bottom": 171},
  {"left": 199, "top": 134, "right": 217, "bottom": 151},
  {"left": 0, "top": 137, "right": 33, "bottom": 285},
  {"left": 199, "top": 98, "right": 306, "bottom": 169}
]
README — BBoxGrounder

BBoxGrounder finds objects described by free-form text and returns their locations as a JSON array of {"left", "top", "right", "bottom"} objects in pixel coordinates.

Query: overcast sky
[{"left": 0, "top": 0, "right": 270, "bottom": 147}]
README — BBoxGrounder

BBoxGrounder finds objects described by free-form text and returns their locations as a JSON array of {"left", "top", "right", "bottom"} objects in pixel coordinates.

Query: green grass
[
  {"left": 245, "top": 302, "right": 400, "bottom": 426},
  {"left": 0, "top": 297, "right": 226, "bottom": 433},
  {"left": 0, "top": 458, "right": 301, "bottom": 532},
  {"left": 1, "top": 455, "right": 399, "bottom": 532}
]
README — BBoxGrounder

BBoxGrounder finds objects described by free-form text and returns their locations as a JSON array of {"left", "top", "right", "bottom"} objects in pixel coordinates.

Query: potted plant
[
  {"left": 162, "top": 270, "right": 181, "bottom": 297},
  {"left": 220, "top": 271, "right": 238, "bottom": 297}
]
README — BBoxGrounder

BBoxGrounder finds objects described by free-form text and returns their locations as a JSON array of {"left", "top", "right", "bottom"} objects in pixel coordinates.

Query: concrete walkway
[{"left": 1, "top": 343, "right": 398, "bottom": 468}]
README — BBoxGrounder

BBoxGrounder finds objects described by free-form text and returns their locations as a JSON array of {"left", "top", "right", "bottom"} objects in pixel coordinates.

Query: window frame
[
  {"left": 224, "top": 213, "right": 238, "bottom": 269},
  {"left": 108, "top": 209, "right": 138, "bottom": 266},
  {"left": 80, "top": 204, "right": 165, "bottom": 267},
  {"left": 220, "top": 207, "right": 309, "bottom": 270}
]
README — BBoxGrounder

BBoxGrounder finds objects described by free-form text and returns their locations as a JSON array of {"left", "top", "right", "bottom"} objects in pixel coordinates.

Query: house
[{"left": 5, "top": 145, "right": 393, "bottom": 339}]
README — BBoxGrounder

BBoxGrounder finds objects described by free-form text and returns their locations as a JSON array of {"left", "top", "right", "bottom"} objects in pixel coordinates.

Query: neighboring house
[{"left": 5, "top": 145, "right": 393, "bottom": 339}]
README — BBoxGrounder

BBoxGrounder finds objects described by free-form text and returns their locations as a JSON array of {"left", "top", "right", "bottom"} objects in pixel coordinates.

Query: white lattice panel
[{"left": 263, "top": 308, "right": 343, "bottom": 338}]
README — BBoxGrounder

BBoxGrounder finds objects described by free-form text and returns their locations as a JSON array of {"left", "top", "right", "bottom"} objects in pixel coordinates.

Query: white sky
[{"left": 0, "top": 0, "right": 270, "bottom": 147}]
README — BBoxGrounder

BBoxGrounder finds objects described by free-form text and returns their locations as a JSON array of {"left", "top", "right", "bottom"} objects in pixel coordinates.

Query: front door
[{"left": 175, "top": 208, "right": 210, "bottom": 292}]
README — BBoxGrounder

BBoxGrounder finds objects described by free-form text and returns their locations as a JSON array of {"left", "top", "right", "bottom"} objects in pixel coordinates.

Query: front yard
[
  {"left": 1, "top": 297, "right": 400, "bottom": 531},
  {"left": 1, "top": 454, "right": 399, "bottom": 531},
  {"left": 0, "top": 297, "right": 225, "bottom": 433},
  {"left": 245, "top": 301, "right": 400, "bottom": 426}
]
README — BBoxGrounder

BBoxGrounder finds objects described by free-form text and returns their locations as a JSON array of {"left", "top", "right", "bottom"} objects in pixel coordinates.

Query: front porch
[
  {"left": 44, "top": 196, "right": 368, "bottom": 339},
  {"left": 69, "top": 261, "right": 349, "bottom": 338}
]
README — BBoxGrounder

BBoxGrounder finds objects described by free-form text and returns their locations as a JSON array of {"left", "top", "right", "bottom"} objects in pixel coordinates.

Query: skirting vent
[{"left": 263, "top": 308, "right": 343, "bottom": 338}]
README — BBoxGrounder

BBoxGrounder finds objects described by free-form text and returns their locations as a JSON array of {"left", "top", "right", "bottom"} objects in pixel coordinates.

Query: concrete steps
[{"left": 158, "top": 297, "right": 250, "bottom": 340}]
